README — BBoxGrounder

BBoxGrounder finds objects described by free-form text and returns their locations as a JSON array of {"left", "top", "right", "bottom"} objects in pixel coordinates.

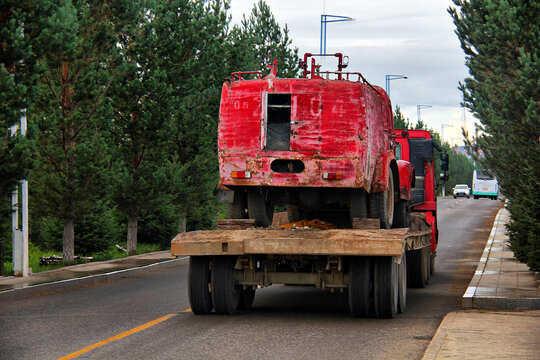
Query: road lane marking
[
  {"left": 181, "top": 308, "right": 192, "bottom": 312},
  {"left": 57, "top": 313, "right": 178, "bottom": 359}
]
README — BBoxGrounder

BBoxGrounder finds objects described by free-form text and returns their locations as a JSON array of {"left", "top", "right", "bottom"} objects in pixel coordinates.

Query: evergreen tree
[
  {"left": 449, "top": 0, "right": 540, "bottom": 269},
  {"left": 107, "top": 0, "right": 229, "bottom": 253},
  {"left": 32, "top": 0, "right": 117, "bottom": 265},
  {"left": 393, "top": 105, "right": 411, "bottom": 129},
  {"left": 234, "top": 0, "right": 299, "bottom": 77}
]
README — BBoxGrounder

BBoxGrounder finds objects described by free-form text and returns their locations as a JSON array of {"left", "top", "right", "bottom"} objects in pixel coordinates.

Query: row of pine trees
[{"left": 0, "top": 0, "right": 299, "bottom": 267}]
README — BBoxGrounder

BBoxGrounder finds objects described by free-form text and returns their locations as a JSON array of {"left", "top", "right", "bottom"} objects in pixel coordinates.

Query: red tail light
[
  {"left": 323, "top": 172, "right": 343, "bottom": 180},
  {"left": 232, "top": 171, "right": 251, "bottom": 179}
]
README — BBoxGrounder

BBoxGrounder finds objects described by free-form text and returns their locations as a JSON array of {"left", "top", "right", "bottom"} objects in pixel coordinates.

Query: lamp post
[
  {"left": 320, "top": 14, "right": 354, "bottom": 54},
  {"left": 385, "top": 75, "right": 407, "bottom": 97},
  {"left": 441, "top": 124, "right": 453, "bottom": 144},
  {"left": 417, "top": 104, "right": 432, "bottom": 123}
]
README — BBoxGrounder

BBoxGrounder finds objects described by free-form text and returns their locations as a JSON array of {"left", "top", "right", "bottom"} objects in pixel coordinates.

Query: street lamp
[
  {"left": 441, "top": 124, "right": 453, "bottom": 144},
  {"left": 417, "top": 104, "right": 432, "bottom": 123},
  {"left": 320, "top": 15, "right": 354, "bottom": 55},
  {"left": 385, "top": 75, "right": 408, "bottom": 97}
]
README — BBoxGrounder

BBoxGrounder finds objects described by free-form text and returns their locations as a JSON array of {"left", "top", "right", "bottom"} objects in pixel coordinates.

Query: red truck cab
[{"left": 394, "top": 129, "right": 449, "bottom": 285}]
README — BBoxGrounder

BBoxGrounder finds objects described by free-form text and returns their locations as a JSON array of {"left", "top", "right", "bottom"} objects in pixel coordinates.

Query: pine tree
[
  {"left": 107, "top": 0, "right": 229, "bottom": 253},
  {"left": 393, "top": 105, "right": 411, "bottom": 129},
  {"left": 449, "top": 0, "right": 540, "bottom": 269},
  {"left": 32, "top": 0, "right": 117, "bottom": 265},
  {"left": 234, "top": 0, "right": 299, "bottom": 78}
]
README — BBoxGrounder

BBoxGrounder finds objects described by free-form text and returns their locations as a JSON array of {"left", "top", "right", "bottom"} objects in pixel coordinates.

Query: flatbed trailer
[{"left": 171, "top": 214, "right": 432, "bottom": 318}]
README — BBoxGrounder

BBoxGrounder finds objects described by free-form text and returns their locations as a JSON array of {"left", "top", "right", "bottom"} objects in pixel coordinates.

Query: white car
[{"left": 453, "top": 184, "right": 470, "bottom": 198}]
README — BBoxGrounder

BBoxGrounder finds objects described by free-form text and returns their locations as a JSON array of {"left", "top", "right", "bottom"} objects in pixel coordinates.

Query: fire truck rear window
[{"left": 265, "top": 94, "right": 291, "bottom": 151}]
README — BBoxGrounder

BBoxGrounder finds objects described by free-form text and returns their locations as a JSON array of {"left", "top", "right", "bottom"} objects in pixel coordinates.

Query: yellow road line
[{"left": 58, "top": 313, "right": 178, "bottom": 360}]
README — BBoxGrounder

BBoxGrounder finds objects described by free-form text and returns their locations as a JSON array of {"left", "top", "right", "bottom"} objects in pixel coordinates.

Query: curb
[
  {"left": 0, "top": 256, "right": 188, "bottom": 301},
  {"left": 462, "top": 207, "right": 540, "bottom": 310}
]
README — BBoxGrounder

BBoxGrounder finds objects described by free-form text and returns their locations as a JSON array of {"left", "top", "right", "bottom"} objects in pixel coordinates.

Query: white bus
[{"left": 472, "top": 170, "right": 498, "bottom": 200}]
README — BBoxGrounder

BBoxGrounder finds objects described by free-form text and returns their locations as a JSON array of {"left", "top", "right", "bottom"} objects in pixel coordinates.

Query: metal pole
[{"left": 21, "top": 109, "right": 28, "bottom": 277}]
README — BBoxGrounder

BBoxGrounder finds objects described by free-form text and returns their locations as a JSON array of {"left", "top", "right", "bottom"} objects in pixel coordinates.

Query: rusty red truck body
[
  {"left": 172, "top": 54, "right": 445, "bottom": 318},
  {"left": 218, "top": 54, "right": 411, "bottom": 229}
]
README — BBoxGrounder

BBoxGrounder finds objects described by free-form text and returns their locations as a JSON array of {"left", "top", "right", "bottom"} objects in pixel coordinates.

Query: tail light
[
  {"left": 232, "top": 171, "right": 251, "bottom": 179},
  {"left": 323, "top": 172, "right": 343, "bottom": 180}
]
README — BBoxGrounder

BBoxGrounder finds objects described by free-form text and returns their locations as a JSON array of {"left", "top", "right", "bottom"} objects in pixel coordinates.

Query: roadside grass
[{"left": 1, "top": 242, "right": 163, "bottom": 276}]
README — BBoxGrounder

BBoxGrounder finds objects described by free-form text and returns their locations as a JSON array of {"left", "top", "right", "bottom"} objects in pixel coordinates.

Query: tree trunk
[
  {"left": 63, "top": 215, "right": 75, "bottom": 265},
  {"left": 179, "top": 215, "right": 186, "bottom": 233},
  {"left": 127, "top": 210, "right": 138, "bottom": 255}
]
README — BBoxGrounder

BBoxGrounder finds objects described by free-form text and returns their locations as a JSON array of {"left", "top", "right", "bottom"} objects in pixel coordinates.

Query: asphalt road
[{"left": 0, "top": 198, "right": 502, "bottom": 360}]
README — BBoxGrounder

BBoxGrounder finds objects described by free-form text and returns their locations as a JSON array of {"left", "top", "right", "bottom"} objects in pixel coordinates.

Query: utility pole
[{"left": 11, "top": 110, "right": 29, "bottom": 277}]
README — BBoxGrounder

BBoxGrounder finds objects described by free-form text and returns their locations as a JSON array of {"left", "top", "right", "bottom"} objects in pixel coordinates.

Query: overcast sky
[{"left": 229, "top": 0, "right": 474, "bottom": 145}]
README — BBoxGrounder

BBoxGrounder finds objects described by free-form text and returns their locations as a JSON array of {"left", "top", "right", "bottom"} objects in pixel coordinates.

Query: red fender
[
  {"left": 371, "top": 150, "right": 395, "bottom": 193},
  {"left": 396, "top": 160, "right": 413, "bottom": 200}
]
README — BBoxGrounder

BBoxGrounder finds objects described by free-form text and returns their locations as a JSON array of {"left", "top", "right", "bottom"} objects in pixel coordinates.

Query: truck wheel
[
  {"left": 237, "top": 288, "right": 256, "bottom": 311},
  {"left": 349, "top": 256, "right": 373, "bottom": 317},
  {"left": 407, "top": 248, "right": 427, "bottom": 288},
  {"left": 349, "top": 190, "right": 368, "bottom": 224},
  {"left": 369, "top": 171, "right": 394, "bottom": 229},
  {"left": 188, "top": 256, "right": 213, "bottom": 314},
  {"left": 397, "top": 253, "right": 407, "bottom": 313},
  {"left": 374, "top": 256, "right": 398, "bottom": 318},
  {"left": 392, "top": 200, "right": 409, "bottom": 228},
  {"left": 228, "top": 190, "right": 247, "bottom": 219},
  {"left": 211, "top": 256, "right": 241, "bottom": 315},
  {"left": 248, "top": 188, "right": 274, "bottom": 227}
]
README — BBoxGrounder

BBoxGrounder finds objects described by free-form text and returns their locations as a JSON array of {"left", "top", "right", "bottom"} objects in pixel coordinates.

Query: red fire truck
[{"left": 172, "top": 54, "right": 445, "bottom": 318}]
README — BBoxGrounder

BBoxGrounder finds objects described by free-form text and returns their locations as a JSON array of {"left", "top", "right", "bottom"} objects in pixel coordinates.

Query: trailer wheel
[
  {"left": 374, "top": 256, "right": 398, "bottom": 318},
  {"left": 370, "top": 171, "right": 394, "bottom": 229},
  {"left": 237, "top": 288, "right": 256, "bottom": 311},
  {"left": 248, "top": 188, "right": 274, "bottom": 227},
  {"left": 188, "top": 256, "right": 213, "bottom": 314},
  {"left": 349, "top": 257, "right": 373, "bottom": 317},
  {"left": 392, "top": 200, "right": 409, "bottom": 228},
  {"left": 397, "top": 253, "right": 407, "bottom": 313},
  {"left": 407, "top": 247, "right": 428, "bottom": 288},
  {"left": 228, "top": 190, "right": 248, "bottom": 219},
  {"left": 211, "top": 256, "right": 241, "bottom": 315}
]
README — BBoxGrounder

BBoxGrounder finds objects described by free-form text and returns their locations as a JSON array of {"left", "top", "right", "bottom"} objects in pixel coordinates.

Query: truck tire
[
  {"left": 407, "top": 247, "right": 427, "bottom": 288},
  {"left": 349, "top": 190, "right": 368, "bottom": 225},
  {"left": 430, "top": 251, "right": 436, "bottom": 275},
  {"left": 392, "top": 200, "right": 409, "bottom": 228},
  {"left": 349, "top": 256, "right": 373, "bottom": 317},
  {"left": 188, "top": 256, "right": 213, "bottom": 314},
  {"left": 369, "top": 171, "right": 394, "bottom": 229},
  {"left": 228, "top": 190, "right": 247, "bottom": 219},
  {"left": 248, "top": 188, "right": 274, "bottom": 227},
  {"left": 423, "top": 247, "right": 431, "bottom": 284},
  {"left": 237, "top": 288, "right": 256, "bottom": 311},
  {"left": 397, "top": 253, "right": 407, "bottom": 313},
  {"left": 211, "top": 256, "right": 241, "bottom": 315},
  {"left": 374, "top": 256, "right": 398, "bottom": 318}
]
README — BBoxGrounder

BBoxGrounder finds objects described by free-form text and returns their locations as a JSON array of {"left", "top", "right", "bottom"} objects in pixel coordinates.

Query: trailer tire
[
  {"left": 248, "top": 188, "right": 274, "bottom": 227},
  {"left": 349, "top": 257, "right": 373, "bottom": 317},
  {"left": 407, "top": 248, "right": 427, "bottom": 288},
  {"left": 374, "top": 256, "right": 398, "bottom": 318},
  {"left": 228, "top": 190, "right": 247, "bottom": 219},
  {"left": 392, "top": 200, "right": 409, "bottom": 228},
  {"left": 397, "top": 253, "right": 407, "bottom": 313},
  {"left": 238, "top": 288, "right": 256, "bottom": 311},
  {"left": 370, "top": 171, "right": 394, "bottom": 229},
  {"left": 188, "top": 256, "right": 213, "bottom": 314},
  {"left": 211, "top": 256, "right": 241, "bottom": 315}
]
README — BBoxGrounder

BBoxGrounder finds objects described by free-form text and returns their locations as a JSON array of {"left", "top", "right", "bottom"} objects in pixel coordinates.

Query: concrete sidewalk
[
  {"left": 423, "top": 206, "right": 540, "bottom": 359},
  {"left": 0, "top": 250, "right": 183, "bottom": 300}
]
